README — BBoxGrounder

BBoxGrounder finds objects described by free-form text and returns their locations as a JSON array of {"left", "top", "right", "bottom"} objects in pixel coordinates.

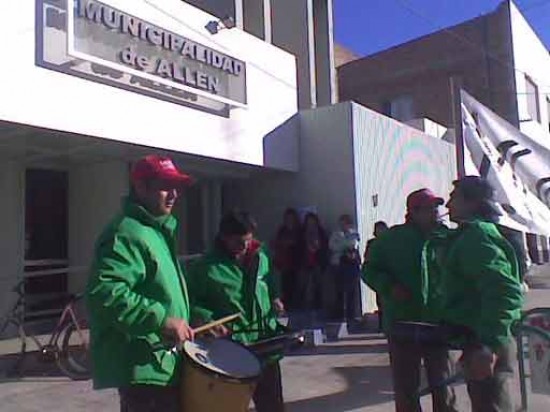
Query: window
[
  {"left": 381, "top": 95, "right": 415, "bottom": 122},
  {"left": 525, "top": 76, "right": 541, "bottom": 123}
]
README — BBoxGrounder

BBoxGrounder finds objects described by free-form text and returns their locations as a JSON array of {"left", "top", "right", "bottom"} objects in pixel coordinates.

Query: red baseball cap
[
  {"left": 131, "top": 155, "right": 194, "bottom": 186},
  {"left": 406, "top": 188, "right": 444, "bottom": 210}
]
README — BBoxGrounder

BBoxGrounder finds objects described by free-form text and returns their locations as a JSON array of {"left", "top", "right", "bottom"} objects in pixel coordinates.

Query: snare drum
[
  {"left": 390, "top": 321, "right": 474, "bottom": 347},
  {"left": 181, "top": 338, "right": 261, "bottom": 412}
]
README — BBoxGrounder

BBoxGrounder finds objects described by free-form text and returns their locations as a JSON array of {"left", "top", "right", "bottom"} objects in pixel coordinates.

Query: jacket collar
[{"left": 123, "top": 197, "right": 177, "bottom": 237}]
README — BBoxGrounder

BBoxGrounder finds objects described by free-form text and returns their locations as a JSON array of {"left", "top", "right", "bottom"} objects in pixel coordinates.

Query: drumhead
[{"left": 183, "top": 338, "right": 261, "bottom": 380}]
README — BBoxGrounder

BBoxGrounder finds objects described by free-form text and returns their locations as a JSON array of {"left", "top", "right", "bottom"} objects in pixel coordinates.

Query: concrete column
[
  {"left": 272, "top": 0, "right": 317, "bottom": 109},
  {"left": 313, "top": 0, "right": 336, "bottom": 106},
  {"left": 0, "top": 161, "right": 24, "bottom": 319},
  {"left": 234, "top": 0, "right": 244, "bottom": 29},
  {"left": 243, "top": 0, "right": 272, "bottom": 42},
  {"left": 68, "top": 161, "right": 128, "bottom": 294}
]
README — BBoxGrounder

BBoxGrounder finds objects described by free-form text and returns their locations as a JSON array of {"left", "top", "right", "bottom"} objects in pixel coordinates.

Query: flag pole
[{"left": 450, "top": 76, "right": 465, "bottom": 178}]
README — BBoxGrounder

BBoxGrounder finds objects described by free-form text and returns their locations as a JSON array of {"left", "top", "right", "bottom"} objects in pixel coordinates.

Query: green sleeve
[
  {"left": 361, "top": 237, "right": 393, "bottom": 297},
  {"left": 462, "top": 231, "right": 523, "bottom": 350},
  {"left": 186, "top": 260, "right": 215, "bottom": 324},
  {"left": 86, "top": 235, "right": 166, "bottom": 336}
]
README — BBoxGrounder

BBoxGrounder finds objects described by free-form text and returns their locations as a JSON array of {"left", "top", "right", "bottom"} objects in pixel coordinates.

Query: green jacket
[
  {"left": 362, "top": 223, "right": 438, "bottom": 331},
  {"left": 425, "top": 220, "right": 523, "bottom": 351},
  {"left": 86, "top": 199, "right": 190, "bottom": 389},
  {"left": 187, "top": 242, "right": 281, "bottom": 346}
]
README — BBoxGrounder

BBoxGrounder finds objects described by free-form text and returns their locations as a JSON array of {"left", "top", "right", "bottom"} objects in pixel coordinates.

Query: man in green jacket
[
  {"left": 439, "top": 176, "right": 523, "bottom": 411},
  {"left": 363, "top": 189, "right": 457, "bottom": 412},
  {"left": 187, "top": 210, "right": 285, "bottom": 412},
  {"left": 86, "top": 155, "right": 194, "bottom": 412}
]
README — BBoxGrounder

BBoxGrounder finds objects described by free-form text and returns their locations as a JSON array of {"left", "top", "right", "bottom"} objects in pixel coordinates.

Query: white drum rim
[{"left": 182, "top": 339, "right": 261, "bottom": 383}]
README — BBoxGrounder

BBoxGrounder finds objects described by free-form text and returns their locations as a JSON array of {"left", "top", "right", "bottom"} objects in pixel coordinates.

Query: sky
[{"left": 334, "top": 0, "right": 550, "bottom": 57}]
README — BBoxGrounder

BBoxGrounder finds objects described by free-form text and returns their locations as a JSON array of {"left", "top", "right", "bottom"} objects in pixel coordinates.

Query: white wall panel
[{"left": 351, "top": 103, "right": 457, "bottom": 312}]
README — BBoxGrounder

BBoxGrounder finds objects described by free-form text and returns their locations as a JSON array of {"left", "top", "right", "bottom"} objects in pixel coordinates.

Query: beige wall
[
  {"left": 338, "top": 2, "right": 518, "bottom": 129},
  {"left": 509, "top": 2, "right": 550, "bottom": 145}
]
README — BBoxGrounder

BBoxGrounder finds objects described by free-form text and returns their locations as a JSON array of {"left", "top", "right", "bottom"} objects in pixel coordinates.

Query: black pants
[
  {"left": 376, "top": 293, "right": 383, "bottom": 332},
  {"left": 281, "top": 270, "right": 298, "bottom": 310},
  {"left": 389, "top": 339, "right": 458, "bottom": 412},
  {"left": 466, "top": 341, "right": 516, "bottom": 412},
  {"left": 119, "top": 385, "right": 180, "bottom": 412},
  {"left": 335, "top": 274, "right": 359, "bottom": 322},
  {"left": 253, "top": 361, "right": 285, "bottom": 412}
]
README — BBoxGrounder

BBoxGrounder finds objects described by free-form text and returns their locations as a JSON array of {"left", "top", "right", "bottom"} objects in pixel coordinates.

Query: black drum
[{"left": 389, "top": 322, "right": 473, "bottom": 347}]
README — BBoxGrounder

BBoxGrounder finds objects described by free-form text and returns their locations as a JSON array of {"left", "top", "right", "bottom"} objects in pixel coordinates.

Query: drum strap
[{"left": 242, "top": 251, "right": 269, "bottom": 338}]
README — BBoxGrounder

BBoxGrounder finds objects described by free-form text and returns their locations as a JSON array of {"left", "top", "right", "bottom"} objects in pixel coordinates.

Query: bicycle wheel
[{"left": 57, "top": 321, "right": 91, "bottom": 380}]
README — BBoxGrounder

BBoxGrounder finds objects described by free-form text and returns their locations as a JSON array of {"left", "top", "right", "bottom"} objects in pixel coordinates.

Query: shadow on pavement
[
  {"left": 0, "top": 351, "right": 68, "bottom": 383},
  {"left": 288, "top": 342, "right": 388, "bottom": 356},
  {"left": 285, "top": 364, "right": 394, "bottom": 411}
]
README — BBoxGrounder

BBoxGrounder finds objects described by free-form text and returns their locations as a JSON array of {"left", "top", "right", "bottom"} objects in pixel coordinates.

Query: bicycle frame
[
  {"left": 37, "top": 297, "right": 86, "bottom": 353},
  {"left": 6, "top": 295, "right": 86, "bottom": 360}
]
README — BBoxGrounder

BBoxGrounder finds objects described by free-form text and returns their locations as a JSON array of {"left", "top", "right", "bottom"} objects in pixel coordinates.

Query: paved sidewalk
[{"left": 1, "top": 278, "right": 549, "bottom": 411}]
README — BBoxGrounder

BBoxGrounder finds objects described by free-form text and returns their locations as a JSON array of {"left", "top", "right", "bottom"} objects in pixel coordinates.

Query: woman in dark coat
[
  {"left": 272, "top": 208, "right": 302, "bottom": 310},
  {"left": 298, "top": 212, "right": 329, "bottom": 319}
]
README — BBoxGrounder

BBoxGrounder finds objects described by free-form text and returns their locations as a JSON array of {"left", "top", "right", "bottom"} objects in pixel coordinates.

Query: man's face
[
  {"left": 410, "top": 203, "right": 440, "bottom": 229},
  {"left": 222, "top": 232, "right": 253, "bottom": 257},
  {"left": 135, "top": 179, "right": 179, "bottom": 216},
  {"left": 446, "top": 188, "right": 471, "bottom": 223},
  {"left": 339, "top": 218, "right": 352, "bottom": 231}
]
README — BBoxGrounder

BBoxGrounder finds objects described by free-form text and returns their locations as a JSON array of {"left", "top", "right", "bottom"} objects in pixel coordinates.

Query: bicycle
[{"left": 0, "top": 280, "right": 90, "bottom": 380}]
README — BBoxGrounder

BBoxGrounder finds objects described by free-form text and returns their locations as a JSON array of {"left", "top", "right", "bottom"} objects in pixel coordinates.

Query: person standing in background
[
  {"left": 329, "top": 214, "right": 361, "bottom": 326},
  {"left": 272, "top": 208, "right": 302, "bottom": 311},
  {"left": 363, "top": 221, "right": 389, "bottom": 332},
  {"left": 299, "top": 212, "right": 329, "bottom": 326}
]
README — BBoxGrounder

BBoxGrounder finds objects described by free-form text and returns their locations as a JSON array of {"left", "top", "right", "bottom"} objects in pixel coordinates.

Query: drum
[
  {"left": 389, "top": 321, "right": 474, "bottom": 347},
  {"left": 246, "top": 331, "right": 305, "bottom": 360},
  {"left": 181, "top": 338, "right": 261, "bottom": 412}
]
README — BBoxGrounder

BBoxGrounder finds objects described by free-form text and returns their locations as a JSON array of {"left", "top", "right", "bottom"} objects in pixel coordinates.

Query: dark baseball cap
[
  {"left": 131, "top": 155, "right": 194, "bottom": 186},
  {"left": 406, "top": 188, "right": 444, "bottom": 210}
]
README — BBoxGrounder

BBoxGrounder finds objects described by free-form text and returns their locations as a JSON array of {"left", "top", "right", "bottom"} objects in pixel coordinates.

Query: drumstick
[{"left": 193, "top": 313, "right": 241, "bottom": 335}]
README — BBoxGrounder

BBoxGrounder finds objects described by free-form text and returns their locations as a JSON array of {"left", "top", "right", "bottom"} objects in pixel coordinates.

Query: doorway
[{"left": 24, "top": 169, "right": 68, "bottom": 320}]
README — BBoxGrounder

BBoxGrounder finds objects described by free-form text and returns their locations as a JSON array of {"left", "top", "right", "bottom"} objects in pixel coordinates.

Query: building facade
[
  {"left": 338, "top": 1, "right": 550, "bottom": 146},
  {"left": 0, "top": 0, "right": 458, "bottom": 322}
]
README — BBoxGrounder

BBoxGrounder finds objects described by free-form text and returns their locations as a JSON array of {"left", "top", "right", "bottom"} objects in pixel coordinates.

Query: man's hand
[
  {"left": 209, "top": 324, "right": 231, "bottom": 338},
  {"left": 272, "top": 298, "right": 285, "bottom": 315},
  {"left": 162, "top": 317, "right": 194, "bottom": 343},
  {"left": 462, "top": 346, "right": 497, "bottom": 381},
  {"left": 391, "top": 284, "right": 412, "bottom": 301}
]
